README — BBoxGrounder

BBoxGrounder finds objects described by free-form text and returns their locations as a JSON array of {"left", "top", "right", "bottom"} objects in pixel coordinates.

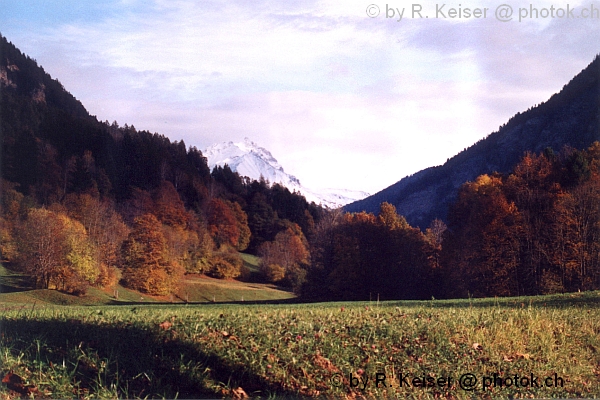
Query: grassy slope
[
  {"left": 176, "top": 274, "right": 294, "bottom": 303},
  {"left": 240, "top": 253, "right": 261, "bottom": 274},
  {"left": 0, "top": 258, "right": 294, "bottom": 306}
]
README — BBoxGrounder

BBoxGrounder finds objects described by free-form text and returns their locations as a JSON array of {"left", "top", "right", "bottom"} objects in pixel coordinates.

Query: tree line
[
  {"left": 301, "top": 143, "right": 600, "bottom": 300},
  {"left": 4, "top": 138, "right": 600, "bottom": 300},
  {"left": 441, "top": 144, "right": 600, "bottom": 297}
]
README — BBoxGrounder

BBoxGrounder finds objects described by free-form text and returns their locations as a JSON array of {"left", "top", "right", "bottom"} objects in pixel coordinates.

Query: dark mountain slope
[
  {"left": 0, "top": 34, "right": 211, "bottom": 203},
  {"left": 346, "top": 55, "right": 600, "bottom": 228},
  {"left": 0, "top": 35, "right": 90, "bottom": 118}
]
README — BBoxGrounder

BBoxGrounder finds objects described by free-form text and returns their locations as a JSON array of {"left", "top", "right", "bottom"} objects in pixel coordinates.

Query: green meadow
[{"left": 1, "top": 290, "right": 599, "bottom": 398}]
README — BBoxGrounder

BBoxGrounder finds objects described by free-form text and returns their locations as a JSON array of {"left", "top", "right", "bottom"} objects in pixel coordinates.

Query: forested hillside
[
  {"left": 303, "top": 144, "right": 600, "bottom": 300},
  {"left": 0, "top": 35, "right": 322, "bottom": 296},
  {"left": 346, "top": 55, "right": 600, "bottom": 228}
]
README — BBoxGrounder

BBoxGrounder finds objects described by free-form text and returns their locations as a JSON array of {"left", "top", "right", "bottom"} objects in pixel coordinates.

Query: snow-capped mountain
[{"left": 203, "top": 138, "right": 369, "bottom": 208}]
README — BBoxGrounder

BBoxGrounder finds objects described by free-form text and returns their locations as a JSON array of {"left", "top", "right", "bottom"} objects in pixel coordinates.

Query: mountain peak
[{"left": 204, "top": 138, "right": 369, "bottom": 208}]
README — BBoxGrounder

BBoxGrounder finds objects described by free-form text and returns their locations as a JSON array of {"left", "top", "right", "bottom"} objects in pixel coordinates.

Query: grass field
[{"left": 1, "top": 291, "right": 600, "bottom": 398}]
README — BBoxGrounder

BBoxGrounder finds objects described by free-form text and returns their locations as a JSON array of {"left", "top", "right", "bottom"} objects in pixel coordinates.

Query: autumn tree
[
  {"left": 162, "top": 222, "right": 214, "bottom": 275},
  {"left": 65, "top": 193, "right": 129, "bottom": 287},
  {"left": 551, "top": 177, "right": 600, "bottom": 291},
  {"left": 374, "top": 203, "right": 438, "bottom": 300},
  {"left": 1, "top": 180, "right": 25, "bottom": 219},
  {"left": 425, "top": 219, "right": 446, "bottom": 270},
  {"left": 120, "top": 213, "right": 183, "bottom": 295},
  {"left": 442, "top": 144, "right": 600, "bottom": 297},
  {"left": 378, "top": 201, "right": 409, "bottom": 230},
  {"left": 0, "top": 181, "right": 23, "bottom": 262},
  {"left": 326, "top": 213, "right": 374, "bottom": 300},
  {"left": 120, "top": 187, "right": 154, "bottom": 224},
  {"left": 15, "top": 208, "right": 99, "bottom": 294},
  {"left": 228, "top": 200, "right": 251, "bottom": 251},
  {"left": 207, "top": 249, "right": 243, "bottom": 279},
  {"left": 504, "top": 151, "right": 561, "bottom": 293},
  {"left": 16, "top": 208, "right": 67, "bottom": 289},
  {"left": 153, "top": 181, "right": 189, "bottom": 228},
  {"left": 207, "top": 198, "right": 240, "bottom": 249},
  {"left": 259, "top": 223, "right": 310, "bottom": 291},
  {"left": 61, "top": 216, "right": 99, "bottom": 293},
  {"left": 305, "top": 204, "right": 437, "bottom": 301},
  {"left": 0, "top": 216, "right": 17, "bottom": 263},
  {"left": 302, "top": 207, "right": 345, "bottom": 300},
  {"left": 443, "top": 175, "right": 523, "bottom": 297}
]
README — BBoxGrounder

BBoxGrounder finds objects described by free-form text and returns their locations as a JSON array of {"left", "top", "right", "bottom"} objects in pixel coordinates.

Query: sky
[{"left": 2, "top": 0, "right": 600, "bottom": 194}]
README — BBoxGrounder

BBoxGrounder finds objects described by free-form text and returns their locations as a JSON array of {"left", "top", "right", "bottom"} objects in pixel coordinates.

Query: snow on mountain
[{"left": 203, "top": 138, "right": 369, "bottom": 208}]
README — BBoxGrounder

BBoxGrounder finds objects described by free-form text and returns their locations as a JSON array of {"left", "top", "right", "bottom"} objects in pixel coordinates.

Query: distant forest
[{"left": 2, "top": 35, "right": 600, "bottom": 300}]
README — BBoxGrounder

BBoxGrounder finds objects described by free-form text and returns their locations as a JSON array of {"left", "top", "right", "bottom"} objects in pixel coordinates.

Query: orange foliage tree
[
  {"left": 444, "top": 174, "right": 524, "bottom": 297},
  {"left": 153, "top": 181, "right": 189, "bottom": 228},
  {"left": 207, "top": 198, "right": 240, "bottom": 249},
  {"left": 259, "top": 223, "right": 310, "bottom": 290},
  {"left": 120, "top": 213, "right": 183, "bottom": 295},
  {"left": 207, "top": 198, "right": 251, "bottom": 251},
  {"left": 64, "top": 193, "right": 129, "bottom": 287},
  {"left": 442, "top": 144, "right": 600, "bottom": 297}
]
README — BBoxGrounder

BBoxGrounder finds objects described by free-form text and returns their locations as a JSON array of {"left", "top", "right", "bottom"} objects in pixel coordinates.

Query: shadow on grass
[
  {"left": 0, "top": 267, "right": 33, "bottom": 294},
  {"left": 384, "top": 291, "right": 600, "bottom": 309},
  {"left": 103, "top": 290, "right": 600, "bottom": 309},
  {"left": 0, "top": 318, "right": 294, "bottom": 398},
  {"left": 106, "top": 296, "right": 302, "bottom": 306}
]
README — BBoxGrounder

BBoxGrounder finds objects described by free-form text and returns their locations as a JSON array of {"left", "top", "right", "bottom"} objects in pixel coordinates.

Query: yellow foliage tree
[{"left": 16, "top": 208, "right": 100, "bottom": 293}]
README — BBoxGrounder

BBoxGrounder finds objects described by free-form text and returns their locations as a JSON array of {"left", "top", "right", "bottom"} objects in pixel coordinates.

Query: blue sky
[{"left": 2, "top": 0, "right": 600, "bottom": 193}]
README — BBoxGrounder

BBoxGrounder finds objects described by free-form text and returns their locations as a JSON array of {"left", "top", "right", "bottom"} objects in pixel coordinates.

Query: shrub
[{"left": 208, "top": 250, "right": 243, "bottom": 279}]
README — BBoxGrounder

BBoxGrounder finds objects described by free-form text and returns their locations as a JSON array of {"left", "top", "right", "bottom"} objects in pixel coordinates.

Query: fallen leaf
[
  {"left": 472, "top": 343, "right": 483, "bottom": 350},
  {"left": 26, "top": 385, "right": 40, "bottom": 396},
  {"left": 1, "top": 372, "right": 37, "bottom": 396},
  {"left": 313, "top": 353, "right": 339, "bottom": 373},
  {"left": 231, "top": 386, "right": 248, "bottom": 399},
  {"left": 2, "top": 372, "right": 23, "bottom": 386},
  {"left": 159, "top": 320, "right": 172, "bottom": 330}
]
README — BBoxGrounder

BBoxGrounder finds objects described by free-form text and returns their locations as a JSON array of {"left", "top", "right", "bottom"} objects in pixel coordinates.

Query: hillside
[
  {"left": 346, "top": 55, "right": 600, "bottom": 228},
  {"left": 5, "top": 34, "right": 600, "bottom": 303},
  {"left": 0, "top": 33, "right": 321, "bottom": 248},
  {"left": 0, "top": 34, "right": 322, "bottom": 301}
]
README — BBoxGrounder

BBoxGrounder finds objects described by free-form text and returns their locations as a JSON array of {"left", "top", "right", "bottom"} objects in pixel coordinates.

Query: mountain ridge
[{"left": 345, "top": 55, "right": 600, "bottom": 228}]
